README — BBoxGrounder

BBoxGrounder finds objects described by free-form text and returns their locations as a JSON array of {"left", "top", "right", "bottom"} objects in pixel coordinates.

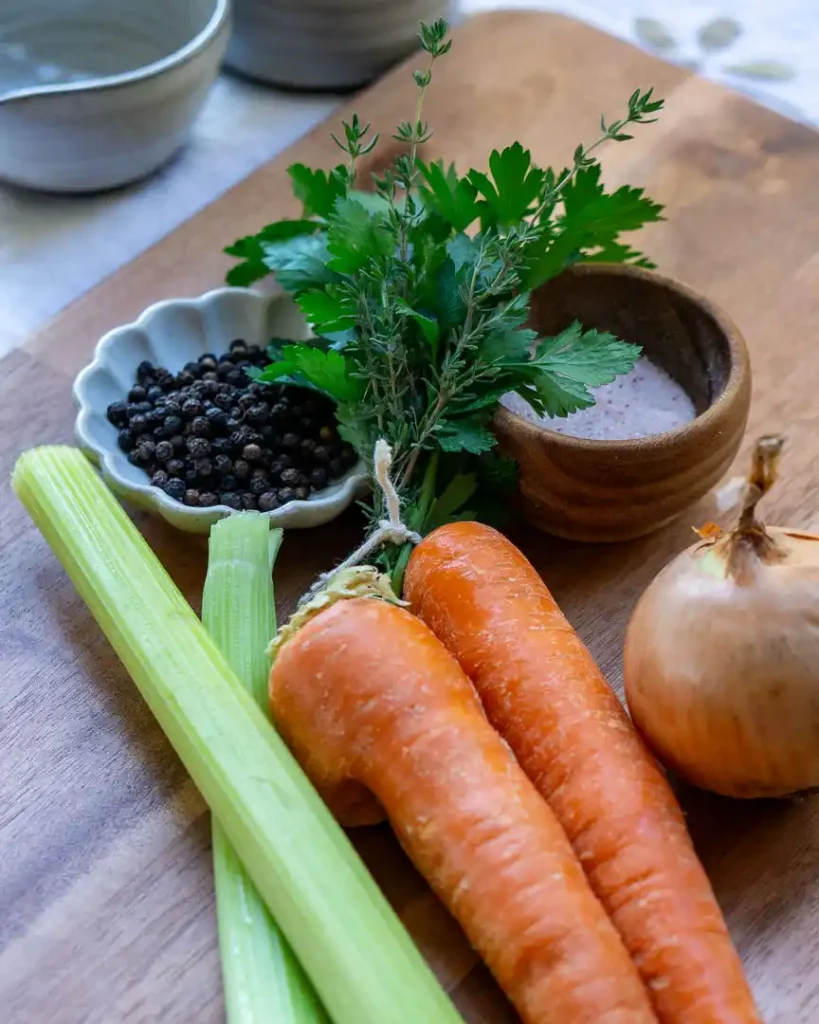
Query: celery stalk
[
  {"left": 203, "top": 516, "right": 327, "bottom": 1024},
  {"left": 13, "top": 447, "right": 461, "bottom": 1024}
]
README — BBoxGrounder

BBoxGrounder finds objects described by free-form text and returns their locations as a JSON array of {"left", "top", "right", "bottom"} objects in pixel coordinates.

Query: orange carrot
[
  {"left": 270, "top": 597, "right": 657, "bottom": 1024},
  {"left": 406, "top": 522, "right": 759, "bottom": 1024}
]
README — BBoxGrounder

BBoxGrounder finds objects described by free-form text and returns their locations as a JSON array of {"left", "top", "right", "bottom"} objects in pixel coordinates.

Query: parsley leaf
[
  {"left": 258, "top": 344, "right": 364, "bottom": 403},
  {"left": 261, "top": 234, "right": 340, "bottom": 293},
  {"left": 526, "top": 162, "right": 664, "bottom": 287},
  {"left": 468, "top": 143, "right": 546, "bottom": 228},
  {"left": 326, "top": 198, "right": 395, "bottom": 273},
  {"left": 436, "top": 418, "right": 497, "bottom": 454},
  {"left": 288, "top": 163, "right": 347, "bottom": 219},
  {"left": 524, "top": 321, "right": 641, "bottom": 416},
  {"left": 296, "top": 288, "right": 357, "bottom": 334},
  {"left": 417, "top": 160, "right": 481, "bottom": 232}
]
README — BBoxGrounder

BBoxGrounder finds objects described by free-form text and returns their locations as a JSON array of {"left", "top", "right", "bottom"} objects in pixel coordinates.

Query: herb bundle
[{"left": 225, "top": 19, "right": 664, "bottom": 588}]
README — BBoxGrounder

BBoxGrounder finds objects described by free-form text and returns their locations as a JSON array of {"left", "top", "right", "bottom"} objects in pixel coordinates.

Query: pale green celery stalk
[
  {"left": 13, "top": 447, "right": 461, "bottom": 1024},
  {"left": 203, "top": 516, "right": 327, "bottom": 1024}
]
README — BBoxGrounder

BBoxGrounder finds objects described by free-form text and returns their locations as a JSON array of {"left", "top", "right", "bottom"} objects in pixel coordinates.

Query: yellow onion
[{"left": 624, "top": 435, "right": 819, "bottom": 798}]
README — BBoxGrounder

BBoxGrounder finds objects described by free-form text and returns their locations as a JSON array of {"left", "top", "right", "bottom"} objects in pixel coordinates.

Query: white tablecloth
[{"left": 1, "top": 0, "right": 816, "bottom": 359}]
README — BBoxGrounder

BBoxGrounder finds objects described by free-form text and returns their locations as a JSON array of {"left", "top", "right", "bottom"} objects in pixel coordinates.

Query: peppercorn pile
[{"left": 106, "top": 341, "right": 356, "bottom": 511}]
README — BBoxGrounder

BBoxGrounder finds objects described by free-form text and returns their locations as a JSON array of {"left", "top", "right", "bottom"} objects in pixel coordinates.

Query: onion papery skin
[{"left": 624, "top": 527, "right": 819, "bottom": 798}]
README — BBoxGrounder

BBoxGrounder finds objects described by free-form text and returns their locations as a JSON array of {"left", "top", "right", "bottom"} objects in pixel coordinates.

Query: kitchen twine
[{"left": 304, "top": 438, "right": 421, "bottom": 598}]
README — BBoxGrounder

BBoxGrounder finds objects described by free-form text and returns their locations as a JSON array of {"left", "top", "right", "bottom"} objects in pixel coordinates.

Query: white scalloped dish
[{"left": 73, "top": 287, "right": 367, "bottom": 534}]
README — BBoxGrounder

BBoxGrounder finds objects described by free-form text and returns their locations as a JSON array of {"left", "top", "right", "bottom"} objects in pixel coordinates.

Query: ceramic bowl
[
  {"left": 73, "top": 288, "right": 368, "bottom": 534},
  {"left": 0, "top": 0, "right": 230, "bottom": 192},
  {"left": 225, "top": 0, "right": 454, "bottom": 90},
  {"left": 492, "top": 264, "right": 752, "bottom": 543}
]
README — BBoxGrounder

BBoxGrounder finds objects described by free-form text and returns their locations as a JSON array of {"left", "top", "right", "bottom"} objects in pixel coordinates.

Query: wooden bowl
[{"left": 493, "top": 264, "right": 751, "bottom": 543}]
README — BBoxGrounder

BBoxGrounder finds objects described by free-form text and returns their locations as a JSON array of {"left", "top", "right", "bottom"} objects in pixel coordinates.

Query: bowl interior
[
  {"left": 528, "top": 267, "right": 735, "bottom": 418},
  {"left": 0, "top": 0, "right": 220, "bottom": 94}
]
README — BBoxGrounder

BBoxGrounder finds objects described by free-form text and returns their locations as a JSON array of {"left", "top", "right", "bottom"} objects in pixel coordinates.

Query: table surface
[
  {"left": 3, "top": 8, "right": 819, "bottom": 1022},
  {"left": 1, "top": 0, "right": 817, "bottom": 359}
]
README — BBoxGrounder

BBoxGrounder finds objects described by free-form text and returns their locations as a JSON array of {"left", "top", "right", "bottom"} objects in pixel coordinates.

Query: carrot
[
  {"left": 405, "top": 522, "right": 760, "bottom": 1024},
  {"left": 270, "top": 597, "right": 657, "bottom": 1024}
]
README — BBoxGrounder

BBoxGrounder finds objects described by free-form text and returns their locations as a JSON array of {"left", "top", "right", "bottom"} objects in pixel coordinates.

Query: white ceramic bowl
[
  {"left": 0, "top": 0, "right": 230, "bottom": 192},
  {"left": 226, "top": 0, "right": 455, "bottom": 90},
  {"left": 73, "top": 288, "right": 368, "bottom": 534}
]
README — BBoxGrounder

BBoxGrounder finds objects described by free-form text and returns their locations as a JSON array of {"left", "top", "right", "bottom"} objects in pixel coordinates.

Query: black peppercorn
[
  {"left": 170, "top": 434, "right": 186, "bottom": 453},
  {"left": 154, "top": 440, "right": 174, "bottom": 463},
  {"left": 210, "top": 436, "right": 231, "bottom": 456},
  {"left": 190, "top": 416, "right": 210, "bottom": 438},
  {"left": 166, "top": 458, "right": 185, "bottom": 477},
  {"left": 193, "top": 458, "right": 213, "bottom": 479},
  {"left": 138, "top": 439, "right": 156, "bottom": 460},
  {"left": 277, "top": 487, "right": 297, "bottom": 505},
  {"left": 219, "top": 474, "right": 238, "bottom": 493},
  {"left": 249, "top": 476, "right": 269, "bottom": 496},
  {"left": 198, "top": 355, "right": 217, "bottom": 371},
  {"left": 312, "top": 445, "right": 329, "bottom": 465},
  {"left": 329, "top": 457, "right": 344, "bottom": 478},
  {"left": 237, "top": 393, "right": 255, "bottom": 412},
  {"left": 240, "top": 493, "right": 258, "bottom": 510},
  {"left": 258, "top": 491, "right": 279, "bottom": 512},
  {"left": 162, "top": 414, "right": 183, "bottom": 437},
  {"left": 270, "top": 402, "right": 290, "bottom": 424},
  {"left": 260, "top": 425, "right": 277, "bottom": 445},
  {"left": 151, "top": 470, "right": 169, "bottom": 488},
  {"left": 242, "top": 443, "right": 262, "bottom": 463},
  {"left": 117, "top": 428, "right": 135, "bottom": 453},
  {"left": 214, "top": 391, "right": 234, "bottom": 411},
  {"left": 213, "top": 454, "right": 233, "bottom": 475},
  {"left": 300, "top": 438, "right": 317, "bottom": 459},
  {"left": 127, "top": 450, "right": 142, "bottom": 467},
  {"left": 164, "top": 478, "right": 186, "bottom": 501},
  {"left": 216, "top": 360, "right": 234, "bottom": 378},
  {"left": 220, "top": 492, "right": 242, "bottom": 510},
  {"left": 246, "top": 402, "right": 270, "bottom": 425},
  {"left": 183, "top": 360, "right": 202, "bottom": 377},
  {"left": 129, "top": 413, "right": 148, "bottom": 433},
  {"left": 341, "top": 445, "right": 357, "bottom": 466},
  {"left": 202, "top": 371, "right": 219, "bottom": 383},
  {"left": 182, "top": 398, "right": 202, "bottom": 419},
  {"left": 176, "top": 370, "right": 195, "bottom": 388},
  {"left": 280, "top": 468, "right": 301, "bottom": 486},
  {"left": 184, "top": 466, "right": 199, "bottom": 485},
  {"left": 107, "top": 401, "right": 129, "bottom": 427},
  {"left": 309, "top": 467, "right": 327, "bottom": 490},
  {"left": 184, "top": 489, "right": 200, "bottom": 506},
  {"left": 229, "top": 338, "right": 248, "bottom": 353},
  {"left": 206, "top": 406, "right": 227, "bottom": 428},
  {"left": 281, "top": 432, "right": 300, "bottom": 451},
  {"left": 226, "top": 370, "right": 244, "bottom": 386},
  {"left": 146, "top": 385, "right": 164, "bottom": 403},
  {"left": 294, "top": 486, "right": 310, "bottom": 501},
  {"left": 233, "top": 459, "right": 250, "bottom": 481},
  {"left": 186, "top": 436, "right": 211, "bottom": 458},
  {"left": 136, "top": 360, "right": 155, "bottom": 382},
  {"left": 198, "top": 492, "right": 218, "bottom": 507}
]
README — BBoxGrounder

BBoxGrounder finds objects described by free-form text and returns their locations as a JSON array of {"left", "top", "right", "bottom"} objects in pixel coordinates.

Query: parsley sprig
[{"left": 224, "top": 19, "right": 664, "bottom": 588}]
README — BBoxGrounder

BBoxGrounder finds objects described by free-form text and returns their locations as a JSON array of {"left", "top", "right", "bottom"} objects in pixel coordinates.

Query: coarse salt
[{"left": 501, "top": 356, "right": 696, "bottom": 441}]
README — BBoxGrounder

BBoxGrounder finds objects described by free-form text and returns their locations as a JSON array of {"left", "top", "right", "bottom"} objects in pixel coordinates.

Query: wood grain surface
[{"left": 2, "top": 10, "right": 819, "bottom": 1022}]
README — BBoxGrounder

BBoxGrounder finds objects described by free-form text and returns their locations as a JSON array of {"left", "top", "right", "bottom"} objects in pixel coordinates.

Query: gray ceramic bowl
[
  {"left": 0, "top": 0, "right": 230, "bottom": 192},
  {"left": 73, "top": 288, "right": 368, "bottom": 534},
  {"left": 226, "top": 0, "right": 454, "bottom": 90}
]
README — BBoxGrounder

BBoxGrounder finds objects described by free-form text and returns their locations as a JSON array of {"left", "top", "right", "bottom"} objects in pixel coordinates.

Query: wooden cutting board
[{"left": 3, "top": 11, "right": 819, "bottom": 1022}]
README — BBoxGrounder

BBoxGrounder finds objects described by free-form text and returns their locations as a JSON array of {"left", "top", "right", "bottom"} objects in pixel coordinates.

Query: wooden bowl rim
[{"left": 496, "top": 263, "right": 751, "bottom": 454}]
